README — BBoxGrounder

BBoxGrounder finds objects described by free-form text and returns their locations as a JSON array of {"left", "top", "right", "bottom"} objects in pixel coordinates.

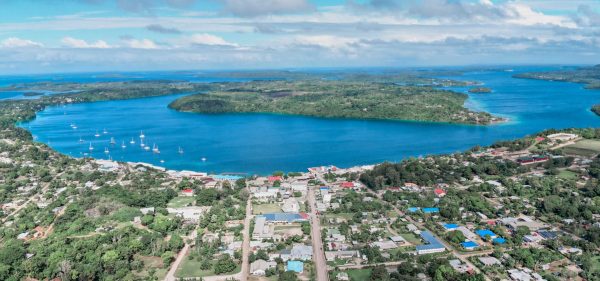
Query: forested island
[
  {"left": 168, "top": 80, "right": 503, "bottom": 125},
  {"left": 515, "top": 65, "right": 600, "bottom": 89},
  {"left": 468, "top": 87, "right": 492, "bottom": 93}
]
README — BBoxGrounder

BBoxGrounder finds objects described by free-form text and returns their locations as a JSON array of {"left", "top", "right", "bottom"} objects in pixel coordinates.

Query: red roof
[
  {"left": 487, "top": 220, "right": 496, "bottom": 226},
  {"left": 299, "top": 212, "right": 309, "bottom": 219},
  {"left": 434, "top": 188, "right": 446, "bottom": 196},
  {"left": 535, "top": 137, "right": 545, "bottom": 142},
  {"left": 341, "top": 182, "right": 354, "bottom": 188},
  {"left": 268, "top": 176, "right": 282, "bottom": 182},
  {"left": 182, "top": 188, "right": 194, "bottom": 193}
]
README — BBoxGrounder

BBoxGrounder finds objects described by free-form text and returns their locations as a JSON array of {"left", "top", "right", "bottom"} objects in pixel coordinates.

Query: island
[
  {"left": 514, "top": 65, "right": 600, "bottom": 90},
  {"left": 468, "top": 87, "right": 492, "bottom": 93},
  {"left": 22, "top": 92, "right": 45, "bottom": 97},
  {"left": 168, "top": 80, "right": 504, "bottom": 125}
]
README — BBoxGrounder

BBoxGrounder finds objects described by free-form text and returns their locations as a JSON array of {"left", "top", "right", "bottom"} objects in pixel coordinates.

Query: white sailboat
[
  {"left": 103, "top": 128, "right": 108, "bottom": 134},
  {"left": 160, "top": 160, "right": 165, "bottom": 163},
  {"left": 110, "top": 137, "right": 116, "bottom": 145},
  {"left": 144, "top": 145, "right": 150, "bottom": 151},
  {"left": 94, "top": 130, "right": 100, "bottom": 137},
  {"left": 140, "top": 139, "right": 145, "bottom": 147},
  {"left": 139, "top": 130, "right": 145, "bottom": 139},
  {"left": 130, "top": 137, "right": 135, "bottom": 144},
  {"left": 201, "top": 157, "right": 207, "bottom": 162},
  {"left": 79, "top": 136, "right": 84, "bottom": 143},
  {"left": 178, "top": 146, "right": 184, "bottom": 154},
  {"left": 121, "top": 141, "right": 126, "bottom": 149},
  {"left": 89, "top": 142, "right": 94, "bottom": 151},
  {"left": 152, "top": 143, "right": 160, "bottom": 154},
  {"left": 104, "top": 147, "right": 109, "bottom": 154}
]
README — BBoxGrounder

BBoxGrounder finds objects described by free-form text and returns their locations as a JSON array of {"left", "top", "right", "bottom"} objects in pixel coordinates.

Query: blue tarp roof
[
  {"left": 422, "top": 207, "right": 440, "bottom": 213},
  {"left": 444, "top": 223, "right": 459, "bottom": 229},
  {"left": 416, "top": 231, "right": 445, "bottom": 251},
  {"left": 408, "top": 207, "right": 420, "bottom": 212},
  {"left": 493, "top": 237, "right": 506, "bottom": 244},
  {"left": 262, "top": 213, "right": 305, "bottom": 222},
  {"left": 476, "top": 229, "right": 497, "bottom": 239},
  {"left": 287, "top": 261, "right": 304, "bottom": 273},
  {"left": 461, "top": 241, "right": 479, "bottom": 248}
]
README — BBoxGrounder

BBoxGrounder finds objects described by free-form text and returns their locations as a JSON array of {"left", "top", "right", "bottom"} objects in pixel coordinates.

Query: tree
[
  {"left": 278, "top": 271, "right": 298, "bottom": 281},
  {"left": 196, "top": 188, "right": 220, "bottom": 206},
  {"left": 370, "top": 265, "right": 390, "bottom": 281},
  {"left": 161, "top": 251, "right": 175, "bottom": 267},
  {"left": 213, "top": 255, "right": 237, "bottom": 274}
]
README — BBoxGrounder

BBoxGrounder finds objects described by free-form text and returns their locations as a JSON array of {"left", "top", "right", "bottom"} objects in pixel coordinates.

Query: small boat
[
  {"left": 94, "top": 130, "right": 100, "bottom": 137},
  {"left": 121, "top": 141, "right": 126, "bottom": 149},
  {"left": 89, "top": 143, "right": 94, "bottom": 151},
  {"left": 110, "top": 137, "right": 116, "bottom": 145},
  {"left": 160, "top": 160, "right": 165, "bottom": 163},
  {"left": 72, "top": 125, "right": 77, "bottom": 130},
  {"left": 144, "top": 145, "right": 150, "bottom": 151},
  {"left": 201, "top": 157, "right": 207, "bottom": 162},
  {"left": 104, "top": 147, "right": 109, "bottom": 154},
  {"left": 140, "top": 140, "right": 145, "bottom": 147},
  {"left": 103, "top": 128, "right": 108, "bottom": 134},
  {"left": 178, "top": 146, "right": 184, "bottom": 154},
  {"left": 139, "top": 130, "right": 145, "bottom": 139},
  {"left": 79, "top": 136, "right": 84, "bottom": 143},
  {"left": 130, "top": 137, "right": 135, "bottom": 144},
  {"left": 152, "top": 144, "right": 160, "bottom": 154}
]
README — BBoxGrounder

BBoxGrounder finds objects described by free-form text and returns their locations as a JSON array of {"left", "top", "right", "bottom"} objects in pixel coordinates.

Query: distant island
[
  {"left": 22, "top": 92, "right": 45, "bottom": 97},
  {"left": 468, "top": 87, "right": 492, "bottom": 93},
  {"left": 169, "top": 80, "right": 504, "bottom": 125},
  {"left": 515, "top": 65, "right": 600, "bottom": 89}
]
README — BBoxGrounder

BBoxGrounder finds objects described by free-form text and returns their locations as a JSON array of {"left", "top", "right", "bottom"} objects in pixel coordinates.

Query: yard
[
  {"left": 175, "top": 257, "right": 241, "bottom": 278},
  {"left": 346, "top": 268, "right": 372, "bottom": 281},
  {"left": 167, "top": 196, "right": 196, "bottom": 208},
  {"left": 557, "top": 170, "right": 578, "bottom": 180},
  {"left": 562, "top": 139, "right": 600, "bottom": 157},
  {"left": 253, "top": 203, "right": 281, "bottom": 214}
]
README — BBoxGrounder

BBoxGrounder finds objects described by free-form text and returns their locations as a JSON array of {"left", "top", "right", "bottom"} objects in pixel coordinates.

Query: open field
[
  {"left": 167, "top": 196, "right": 196, "bottom": 208},
  {"left": 253, "top": 203, "right": 281, "bottom": 214},
  {"left": 558, "top": 170, "right": 578, "bottom": 180},
  {"left": 562, "top": 139, "right": 600, "bottom": 157},
  {"left": 175, "top": 257, "right": 241, "bottom": 278}
]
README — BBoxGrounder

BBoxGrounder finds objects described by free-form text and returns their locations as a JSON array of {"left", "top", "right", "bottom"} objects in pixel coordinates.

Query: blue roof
[
  {"left": 537, "top": 230, "right": 557, "bottom": 239},
  {"left": 422, "top": 207, "right": 440, "bottom": 213},
  {"left": 492, "top": 237, "right": 506, "bottom": 244},
  {"left": 444, "top": 223, "right": 459, "bottom": 229},
  {"left": 261, "top": 213, "right": 306, "bottom": 222},
  {"left": 319, "top": 186, "right": 329, "bottom": 190},
  {"left": 415, "top": 231, "right": 445, "bottom": 251},
  {"left": 213, "top": 175, "right": 243, "bottom": 180},
  {"left": 408, "top": 207, "right": 420, "bottom": 213},
  {"left": 476, "top": 229, "right": 497, "bottom": 239},
  {"left": 461, "top": 241, "right": 479, "bottom": 248},
  {"left": 287, "top": 261, "right": 304, "bottom": 273}
]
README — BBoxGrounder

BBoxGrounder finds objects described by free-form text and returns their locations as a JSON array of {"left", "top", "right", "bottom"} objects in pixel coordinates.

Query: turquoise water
[{"left": 17, "top": 67, "right": 600, "bottom": 175}]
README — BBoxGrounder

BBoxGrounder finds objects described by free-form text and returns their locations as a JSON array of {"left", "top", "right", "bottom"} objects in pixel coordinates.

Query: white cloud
[
  {"left": 221, "top": 0, "right": 314, "bottom": 17},
  {"left": 1, "top": 37, "right": 43, "bottom": 48},
  {"left": 185, "top": 33, "right": 238, "bottom": 47},
  {"left": 123, "top": 38, "right": 159, "bottom": 49},
  {"left": 61, "top": 37, "right": 111, "bottom": 48}
]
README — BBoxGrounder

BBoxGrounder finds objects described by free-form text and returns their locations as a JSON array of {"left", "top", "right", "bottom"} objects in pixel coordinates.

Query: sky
[{"left": 0, "top": 0, "right": 599, "bottom": 74}]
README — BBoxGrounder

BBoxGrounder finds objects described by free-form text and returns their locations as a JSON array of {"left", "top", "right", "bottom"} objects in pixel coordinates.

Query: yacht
[
  {"left": 79, "top": 136, "right": 84, "bottom": 143},
  {"left": 152, "top": 144, "right": 160, "bottom": 154},
  {"left": 110, "top": 137, "right": 116, "bottom": 145},
  {"left": 121, "top": 141, "right": 126, "bottom": 149},
  {"left": 144, "top": 145, "right": 151, "bottom": 151},
  {"left": 130, "top": 137, "right": 135, "bottom": 144},
  {"left": 201, "top": 157, "right": 207, "bottom": 162},
  {"left": 104, "top": 147, "right": 109, "bottom": 154},
  {"left": 89, "top": 143, "right": 94, "bottom": 151},
  {"left": 160, "top": 160, "right": 165, "bottom": 163},
  {"left": 94, "top": 130, "right": 100, "bottom": 137},
  {"left": 178, "top": 146, "right": 184, "bottom": 154},
  {"left": 140, "top": 140, "right": 145, "bottom": 147},
  {"left": 139, "top": 130, "right": 145, "bottom": 139},
  {"left": 103, "top": 128, "right": 108, "bottom": 134}
]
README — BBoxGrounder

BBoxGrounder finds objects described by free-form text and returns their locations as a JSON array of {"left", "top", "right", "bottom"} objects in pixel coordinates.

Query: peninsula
[{"left": 168, "top": 80, "right": 503, "bottom": 125}]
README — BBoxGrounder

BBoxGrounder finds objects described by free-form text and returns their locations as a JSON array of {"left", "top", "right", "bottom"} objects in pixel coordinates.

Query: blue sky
[{"left": 0, "top": 0, "right": 599, "bottom": 74}]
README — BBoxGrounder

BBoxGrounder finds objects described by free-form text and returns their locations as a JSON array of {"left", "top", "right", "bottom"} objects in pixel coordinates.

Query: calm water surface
[{"left": 16, "top": 67, "right": 600, "bottom": 174}]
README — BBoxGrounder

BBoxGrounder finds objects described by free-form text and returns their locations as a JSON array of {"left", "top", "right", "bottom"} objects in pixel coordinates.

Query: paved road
[{"left": 307, "top": 183, "right": 329, "bottom": 281}]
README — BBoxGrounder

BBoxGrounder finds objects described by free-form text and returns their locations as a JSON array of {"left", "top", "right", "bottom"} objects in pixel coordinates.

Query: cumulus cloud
[
  {"left": 574, "top": 5, "right": 600, "bottom": 26},
  {"left": 146, "top": 24, "right": 182, "bottom": 34},
  {"left": 122, "top": 38, "right": 159, "bottom": 49},
  {"left": 61, "top": 37, "right": 111, "bottom": 48},
  {"left": 220, "top": 0, "right": 315, "bottom": 17},
  {"left": 185, "top": 33, "right": 238, "bottom": 47},
  {"left": 1, "top": 37, "right": 44, "bottom": 48}
]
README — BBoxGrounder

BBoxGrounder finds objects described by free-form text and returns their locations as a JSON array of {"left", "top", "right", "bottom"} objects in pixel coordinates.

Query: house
[
  {"left": 449, "top": 259, "right": 472, "bottom": 274},
  {"left": 434, "top": 188, "right": 446, "bottom": 197},
  {"left": 287, "top": 261, "right": 304, "bottom": 273},
  {"left": 461, "top": 241, "right": 479, "bottom": 250},
  {"left": 341, "top": 182, "right": 354, "bottom": 189},
  {"left": 279, "top": 244, "right": 313, "bottom": 261},
  {"left": 389, "top": 235, "right": 407, "bottom": 245},
  {"left": 167, "top": 207, "right": 205, "bottom": 222},
  {"left": 478, "top": 256, "right": 501, "bottom": 266},
  {"left": 252, "top": 216, "right": 274, "bottom": 240},
  {"left": 371, "top": 241, "right": 398, "bottom": 250},
  {"left": 250, "top": 259, "right": 276, "bottom": 275},
  {"left": 422, "top": 207, "right": 440, "bottom": 214},
  {"left": 262, "top": 213, "right": 308, "bottom": 223},
  {"left": 476, "top": 229, "right": 498, "bottom": 241},
  {"left": 336, "top": 272, "right": 349, "bottom": 281},
  {"left": 499, "top": 216, "right": 548, "bottom": 231},
  {"left": 415, "top": 231, "right": 445, "bottom": 255},
  {"left": 281, "top": 198, "right": 300, "bottom": 213},
  {"left": 181, "top": 188, "right": 194, "bottom": 196},
  {"left": 268, "top": 176, "right": 282, "bottom": 183},
  {"left": 325, "top": 250, "right": 359, "bottom": 261}
]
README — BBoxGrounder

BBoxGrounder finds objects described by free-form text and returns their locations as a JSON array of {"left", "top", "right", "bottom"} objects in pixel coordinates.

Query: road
[
  {"left": 165, "top": 229, "right": 196, "bottom": 281},
  {"left": 239, "top": 196, "right": 253, "bottom": 281},
  {"left": 307, "top": 182, "right": 329, "bottom": 281}
]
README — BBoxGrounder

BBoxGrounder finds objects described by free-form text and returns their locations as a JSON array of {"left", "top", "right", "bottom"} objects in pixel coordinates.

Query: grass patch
[
  {"left": 168, "top": 196, "right": 196, "bottom": 208},
  {"left": 347, "top": 269, "right": 372, "bottom": 281},
  {"left": 562, "top": 139, "right": 600, "bottom": 157},
  {"left": 558, "top": 170, "right": 578, "bottom": 180},
  {"left": 253, "top": 203, "right": 281, "bottom": 215},
  {"left": 398, "top": 232, "right": 422, "bottom": 245}
]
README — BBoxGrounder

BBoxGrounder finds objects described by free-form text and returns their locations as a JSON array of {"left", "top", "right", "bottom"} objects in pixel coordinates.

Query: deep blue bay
[{"left": 16, "top": 67, "right": 600, "bottom": 175}]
